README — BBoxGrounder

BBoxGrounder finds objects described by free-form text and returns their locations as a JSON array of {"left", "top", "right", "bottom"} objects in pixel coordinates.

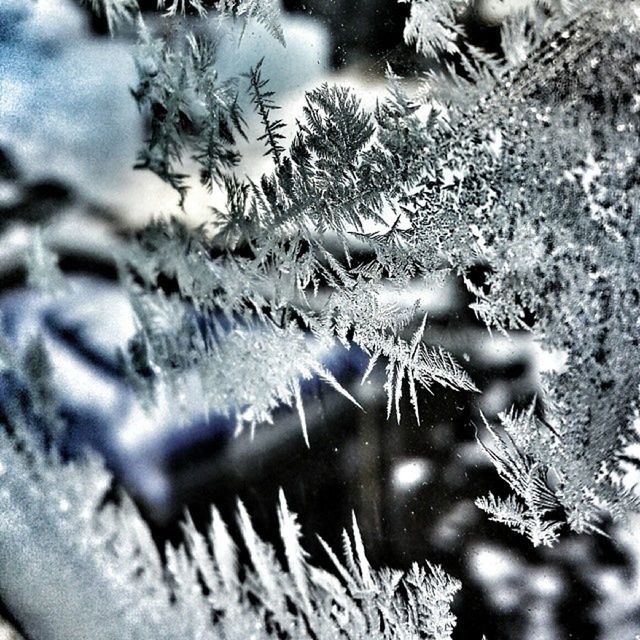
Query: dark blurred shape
[
  {"left": 16, "top": 180, "right": 74, "bottom": 223},
  {"left": 283, "top": 0, "right": 411, "bottom": 69},
  {"left": 0, "top": 147, "right": 20, "bottom": 182},
  {"left": 0, "top": 170, "right": 118, "bottom": 234}
]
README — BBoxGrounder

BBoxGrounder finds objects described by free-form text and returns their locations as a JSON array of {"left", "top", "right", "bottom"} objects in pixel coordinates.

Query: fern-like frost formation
[{"left": 2, "top": 0, "right": 640, "bottom": 636}]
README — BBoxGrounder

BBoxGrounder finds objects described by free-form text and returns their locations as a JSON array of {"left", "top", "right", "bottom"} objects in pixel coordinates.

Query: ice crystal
[
  {"left": 122, "top": 0, "right": 640, "bottom": 539},
  {"left": 123, "top": 283, "right": 360, "bottom": 443},
  {"left": 25, "top": 227, "right": 68, "bottom": 296},
  {"left": 244, "top": 58, "right": 287, "bottom": 164},
  {"left": 475, "top": 412, "right": 564, "bottom": 547},
  {"left": 157, "top": 0, "right": 207, "bottom": 17},
  {"left": 400, "top": 0, "right": 469, "bottom": 58},
  {"left": 449, "top": 1, "right": 640, "bottom": 539},
  {"left": 132, "top": 22, "right": 245, "bottom": 200},
  {"left": 4, "top": 0, "right": 640, "bottom": 635},
  {"left": 0, "top": 379, "right": 459, "bottom": 639},
  {"left": 83, "top": 0, "right": 138, "bottom": 31},
  {"left": 86, "top": 0, "right": 283, "bottom": 38},
  {"left": 125, "top": 37, "right": 476, "bottom": 428},
  {"left": 218, "top": 0, "right": 285, "bottom": 45}
]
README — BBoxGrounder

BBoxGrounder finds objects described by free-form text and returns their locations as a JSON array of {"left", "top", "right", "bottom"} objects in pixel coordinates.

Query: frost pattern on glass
[
  {"left": 83, "top": 0, "right": 138, "bottom": 31},
  {"left": 3, "top": 0, "right": 640, "bottom": 635},
  {"left": 86, "top": 0, "right": 284, "bottom": 38},
  {"left": 0, "top": 363, "right": 459, "bottom": 639},
  {"left": 116, "top": 0, "right": 640, "bottom": 540}
]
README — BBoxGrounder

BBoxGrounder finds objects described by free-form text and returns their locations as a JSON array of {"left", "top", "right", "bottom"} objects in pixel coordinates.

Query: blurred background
[{"left": 1, "top": 1, "right": 640, "bottom": 638}]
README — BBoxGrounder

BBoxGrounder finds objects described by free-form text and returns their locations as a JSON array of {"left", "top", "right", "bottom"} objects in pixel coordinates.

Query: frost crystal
[
  {"left": 83, "top": 0, "right": 138, "bottom": 31},
  {"left": 0, "top": 386, "right": 459, "bottom": 639},
  {"left": 400, "top": 0, "right": 470, "bottom": 58},
  {"left": 219, "top": 0, "right": 285, "bottom": 45},
  {"left": 3, "top": 0, "right": 640, "bottom": 636},
  {"left": 25, "top": 227, "right": 67, "bottom": 296},
  {"left": 123, "top": 0, "right": 640, "bottom": 536}
]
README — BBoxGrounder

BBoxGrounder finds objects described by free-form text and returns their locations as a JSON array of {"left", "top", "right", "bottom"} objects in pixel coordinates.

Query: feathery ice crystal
[{"left": 2, "top": 0, "right": 640, "bottom": 636}]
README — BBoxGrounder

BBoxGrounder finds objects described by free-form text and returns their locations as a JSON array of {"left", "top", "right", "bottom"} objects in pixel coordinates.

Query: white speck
[{"left": 392, "top": 458, "right": 432, "bottom": 490}]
